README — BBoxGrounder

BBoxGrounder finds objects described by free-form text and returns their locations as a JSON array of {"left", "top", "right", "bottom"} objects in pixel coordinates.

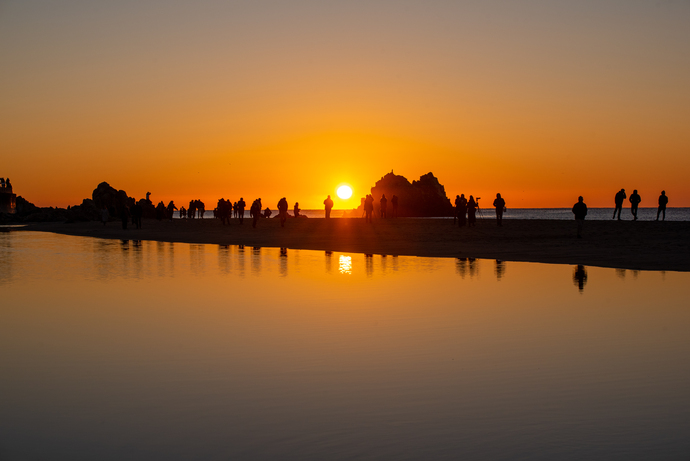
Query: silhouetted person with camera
[
  {"left": 380, "top": 194, "right": 388, "bottom": 218},
  {"left": 324, "top": 195, "right": 334, "bottom": 218},
  {"left": 629, "top": 190, "right": 641, "bottom": 221},
  {"left": 467, "top": 196, "right": 477, "bottom": 227},
  {"left": 613, "top": 188, "right": 626, "bottom": 220},
  {"left": 572, "top": 196, "right": 588, "bottom": 238},
  {"left": 657, "top": 190, "right": 668, "bottom": 221},
  {"left": 278, "top": 197, "right": 288, "bottom": 227},
  {"left": 455, "top": 194, "right": 467, "bottom": 227},
  {"left": 391, "top": 195, "right": 398, "bottom": 217},
  {"left": 493, "top": 193, "right": 506, "bottom": 226},
  {"left": 237, "top": 197, "right": 246, "bottom": 224}
]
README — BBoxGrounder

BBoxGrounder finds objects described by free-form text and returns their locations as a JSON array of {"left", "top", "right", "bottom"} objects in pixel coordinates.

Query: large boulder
[
  {"left": 353, "top": 171, "right": 454, "bottom": 217},
  {"left": 92, "top": 182, "right": 131, "bottom": 218}
]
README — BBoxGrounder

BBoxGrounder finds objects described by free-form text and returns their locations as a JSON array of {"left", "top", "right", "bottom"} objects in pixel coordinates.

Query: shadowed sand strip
[{"left": 20, "top": 218, "right": 690, "bottom": 271}]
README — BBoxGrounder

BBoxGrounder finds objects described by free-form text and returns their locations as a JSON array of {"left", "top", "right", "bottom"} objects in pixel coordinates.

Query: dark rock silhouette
[
  {"left": 352, "top": 171, "right": 454, "bottom": 217},
  {"left": 92, "top": 182, "right": 131, "bottom": 219}
]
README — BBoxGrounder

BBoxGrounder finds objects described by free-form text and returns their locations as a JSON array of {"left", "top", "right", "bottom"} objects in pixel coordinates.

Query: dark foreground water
[{"left": 1, "top": 232, "right": 689, "bottom": 460}]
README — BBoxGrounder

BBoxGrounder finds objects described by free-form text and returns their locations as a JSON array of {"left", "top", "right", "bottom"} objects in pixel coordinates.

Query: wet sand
[{"left": 21, "top": 217, "right": 690, "bottom": 271}]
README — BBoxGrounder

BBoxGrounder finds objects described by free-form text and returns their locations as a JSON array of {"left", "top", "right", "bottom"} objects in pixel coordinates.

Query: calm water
[
  {"left": 1, "top": 232, "right": 689, "bottom": 460},
  {"left": 183, "top": 207, "right": 690, "bottom": 221}
]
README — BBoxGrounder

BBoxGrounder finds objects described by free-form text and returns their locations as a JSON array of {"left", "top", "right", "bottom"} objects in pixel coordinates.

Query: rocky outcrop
[
  {"left": 92, "top": 182, "right": 131, "bottom": 218},
  {"left": 352, "top": 171, "right": 454, "bottom": 217}
]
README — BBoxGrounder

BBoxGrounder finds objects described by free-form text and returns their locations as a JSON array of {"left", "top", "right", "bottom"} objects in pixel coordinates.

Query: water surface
[{"left": 1, "top": 232, "right": 689, "bottom": 460}]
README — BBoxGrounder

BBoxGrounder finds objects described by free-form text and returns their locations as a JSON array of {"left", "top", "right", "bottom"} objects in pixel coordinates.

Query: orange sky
[{"left": 1, "top": 1, "right": 689, "bottom": 209}]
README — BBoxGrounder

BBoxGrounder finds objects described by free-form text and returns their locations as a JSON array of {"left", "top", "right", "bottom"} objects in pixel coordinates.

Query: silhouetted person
[
  {"left": 198, "top": 200, "right": 205, "bottom": 219},
  {"left": 131, "top": 203, "right": 143, "bottom": 229},
  {"left": 613, "top": 188, "right": 626, "bottom": 220},
  {"left": 251, "top": 198, "right": 261, "bottom": 228},
  {"left": 364, "top": 194, "right": 374, "bottom": 223},
  {"left": 456, "top": 194, "right": 467, "bottom": 227},
  {"left": 573, "top": 265, "right": 588, "bottom": 292},
  {"left": 391, "top": 195, "right": 398, "bottom": 218},
  {"left": 121, "top": 205, "right": 130, "bottom": 230},
  {"left": 324, "top": 195, "right": 334, "bottom": 218},
  {"left": 467, "top": 196, "right": 477, "bottom": 226},
  {"left": 237, "top": 197, "right": 246, "bottom": 224},
  {"left": 572, "top": 196, "right": 588, "bottom": 238},
  {"left": 629, "top": 190, "right": 641, "bottom": 221},
  {"left": 380, "top": 194, "right": 387, "bottom": 218},
  {"left": 180, "top": 206, "right": 186, "bottom": 219},
  {"left": 293, "top": 202, "right": 301, "bottom": 218},
  {"left": 4, "top": 178, "right": 11, "bottom": 191},
  {"left": 656, "top": 190, "right": 668, "bottom": 221},
  {"left": 263, "top": 207, "right": 272, "bottom": 218},
  {"left": 155, "top": 201, "right": 166, "bottom": 220},
  {"left": 278, "top": 197, "right": 288, "bottom": 227},
  {"left": 493, "top": 193, "right": 506, "bottom": 226},
  {"left": 101, "top": 206, "right": 109, "bottom": 225},
  {"left": 166, "top": 201, "right": 177, "bottom": 221},
  {"left": 0, "top": 178, "right": 4, "bottom": 188}
]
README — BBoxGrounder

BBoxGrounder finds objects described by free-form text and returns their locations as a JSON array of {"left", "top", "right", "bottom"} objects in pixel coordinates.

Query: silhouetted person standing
[
  {"left": 629, "top": 190, "right": 641, "bottom": 221},
  {"left": 572, "top": 196, "right": 588, "bottom": 238},
  {"left": 237, "top": 197, "right": 246, "bottom": 224},
  {"left": 364, "top": 195, "right": 374, "bottom": 223},
  {"left": 324, "top": 195, "right": 334, "bottom": 219},
  {"left": 493, "top": 193, "right": 506, "bottom": 226},
  {"left": 456, "top": 194, "right": 467, "bottom": 227},
  {"left": 613, "top": 188, "right": 626, "bottom": 220},
  {"left": 391, "top": 195, "right": 398, "bottom": 218},
  {"left": 657, "top": 190, "right": 668, "bottom": 221},
  {"left": 380, "top": 194, "right": 388, "bottom": 218},
  {"left": 167, "top": 201, "right": 177, "bottom": 221},
  {"left": 131, "top": 202, "right": 143, "bottom": 229},
  {"left": 251, "top": 198, "right": 261, "bottom": 228},
  {"left": 278, "top": 197, "right": 288, "bottom": 227},
  {"left": 467, "top": 196, "right": 477, "bottom": 227},
  {"left": 121, "top": 205, "right": 130, "bottom": 230}
]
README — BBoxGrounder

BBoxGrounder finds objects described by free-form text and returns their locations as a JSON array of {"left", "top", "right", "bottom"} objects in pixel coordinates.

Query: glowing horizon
[{"left": 1, "top": 1, "right": 688, "bottom": 209}]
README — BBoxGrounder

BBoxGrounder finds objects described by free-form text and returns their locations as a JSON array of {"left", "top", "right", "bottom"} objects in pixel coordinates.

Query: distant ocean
[{"left": 181, "top": 207, "right": 689, "bottom": 221}]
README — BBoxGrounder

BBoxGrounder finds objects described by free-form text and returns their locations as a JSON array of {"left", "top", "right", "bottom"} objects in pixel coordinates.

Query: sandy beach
[{"left": 19, "top": 217, "right": 690, "bottom": 272}]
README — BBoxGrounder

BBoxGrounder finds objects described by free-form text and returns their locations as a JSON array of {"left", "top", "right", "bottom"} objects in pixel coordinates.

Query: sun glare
[{"left": 337, "top": 185, "right": 353, "bottom": 200}]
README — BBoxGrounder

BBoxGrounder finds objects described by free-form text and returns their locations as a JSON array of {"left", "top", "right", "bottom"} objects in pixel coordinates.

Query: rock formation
[{"left": 352, "top": 171, "right": 454, "bottom": 217}]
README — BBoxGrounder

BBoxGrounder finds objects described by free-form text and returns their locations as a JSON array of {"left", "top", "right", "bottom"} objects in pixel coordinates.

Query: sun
[{"left": 337, "top": 185, "right": 353, "bottom": 200}]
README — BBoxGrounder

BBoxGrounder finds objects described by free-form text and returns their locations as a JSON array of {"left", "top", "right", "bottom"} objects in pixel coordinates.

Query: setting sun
[{"left": 337, "top": 185, "right": 353, "bottom": 200}]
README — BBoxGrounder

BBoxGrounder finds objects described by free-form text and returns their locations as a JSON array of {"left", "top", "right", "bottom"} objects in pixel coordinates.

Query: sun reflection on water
[{"left": 338, "top": 255, "right": 352, "bottom": 275}]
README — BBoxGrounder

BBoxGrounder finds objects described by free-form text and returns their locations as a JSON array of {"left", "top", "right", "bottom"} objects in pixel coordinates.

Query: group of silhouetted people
[
  {"left": 454, "top": 194, "right": 483, "bottom": 227},
  {"left": 0, "top": 177, "right": 11, "bottom": 191},
  {"left": 612, "top": 189, "right": 669, "bottom": 221}
]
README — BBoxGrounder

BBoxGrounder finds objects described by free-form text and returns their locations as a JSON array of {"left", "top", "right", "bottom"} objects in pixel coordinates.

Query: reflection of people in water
[
  {"left": 629, "top": 190, "right": 641, "bottom": 221},
  {"left": 493, "top": 193, "right": 506, "bottom": 226},
  {"left": 573, "top": 265, "right": 588, "bottom": 292},
  {"left": 613, "top": 188, "right": 626, "bottom": 220},
  {"left": 495, "top": 260, "right": 505, "bottom": 281},
  {"left": 572, "top": 196, "right": 588, "bottom": 238},
  {"left": 278, "top": 197, "right": 288, "bottom": 227},
  {"left": 656, "top": 190, "right": 668, "bottom": 221},
  {"left": 324, "top": 195, "right": 334, "bottom": 218},
  {"left": 467, "top": 196, "right": 477, "bottom": 227}
]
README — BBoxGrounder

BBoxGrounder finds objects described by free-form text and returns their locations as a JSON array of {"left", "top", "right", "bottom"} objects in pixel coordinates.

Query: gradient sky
[{"left": 1, "top": 0, "right": 689, "bottom": 209}]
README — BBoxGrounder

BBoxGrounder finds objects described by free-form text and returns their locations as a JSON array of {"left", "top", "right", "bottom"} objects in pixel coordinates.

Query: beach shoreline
[{"left": 18, "top": 218, "right": 690, "bottom": 272}]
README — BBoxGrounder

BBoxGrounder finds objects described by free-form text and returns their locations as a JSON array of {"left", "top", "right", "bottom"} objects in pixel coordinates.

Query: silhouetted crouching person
[
  {"left": 293, "top": 202, "right": 301, "bottom": 218},
  {"left": 380, "top": 194, "right": 387, "bottom": 218},
  {"left": 613, "top": 188, "right": 626, "bottom": 220},
  {"left": 278, "top": 197, "right": 288, "bottom": 227},
  {"left": 391, "top": 195, "right": 398, "bottom": 218},
  {"left": 572, "top": 196, "right": 588, "bottom": 238},
  {"left": 324, "top": 195, "right": 334, "bottom": 219},
  {"left": 657, "top": 190, "right": 668, "bottom": 221},
  {"left": 629, "top": 190, "right": 641, "bottom": 221},
  {"left": 493, "top": 193, "right": 506, "bottom": 226},
  {"left": 467, "top": 196, "right": 477, "bottom": 227}
]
